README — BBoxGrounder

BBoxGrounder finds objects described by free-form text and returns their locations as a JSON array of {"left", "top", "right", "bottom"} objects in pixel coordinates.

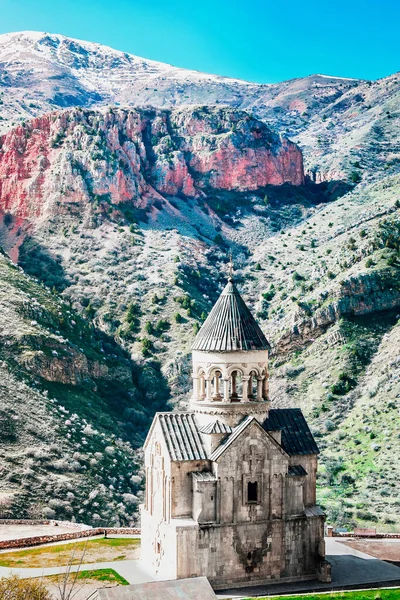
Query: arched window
[
  {"left": 248, "top": 370, "right": 258, "bottom": 400},
  {"left": 262, "top": 375, "right": 269, "bottom": 400},
  {"left": 247, "top": 481, "right": 258, "bottom": 503},
  {"left": 229, "top": 370, "right": 242, "bottom": 401}
]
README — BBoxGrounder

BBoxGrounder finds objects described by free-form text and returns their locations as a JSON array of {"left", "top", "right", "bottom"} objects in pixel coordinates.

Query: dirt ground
[
  {"left": 0, "top": 538, "right": 141, "bottom": 568},
  {"left": 341, "top": 539, "right": 400, "bottom": 565}
]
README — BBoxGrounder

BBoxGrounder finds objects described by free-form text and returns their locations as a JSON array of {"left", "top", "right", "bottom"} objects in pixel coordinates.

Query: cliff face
[
  {"left": 277, "top": 267, "right": 400, "bottom": 352},
  {"left": 0, "top": 106, "right": 304, "bottom": 223}
]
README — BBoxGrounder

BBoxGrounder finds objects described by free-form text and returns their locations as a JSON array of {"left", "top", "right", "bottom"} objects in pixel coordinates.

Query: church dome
[{"left": 192, "top": 278, "right": 270, "bottom": 352}]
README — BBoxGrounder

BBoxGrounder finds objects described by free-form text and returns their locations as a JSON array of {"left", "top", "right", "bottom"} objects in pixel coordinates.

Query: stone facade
[{"left": 141, "top": 278, "right": 331, "bottom": 589}]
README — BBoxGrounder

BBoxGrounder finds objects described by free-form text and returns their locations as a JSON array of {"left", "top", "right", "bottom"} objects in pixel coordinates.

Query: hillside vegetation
[
  {"left": 0, "top": 31, "right": 399, "bottom": 530},
  {"left": 0, "top": 251, "right": 169, "bottom": 525}
]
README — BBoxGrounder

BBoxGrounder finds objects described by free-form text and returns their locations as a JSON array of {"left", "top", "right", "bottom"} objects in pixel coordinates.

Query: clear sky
[{"left": 1, "top": 0, "right": 399, "bottom": 83}]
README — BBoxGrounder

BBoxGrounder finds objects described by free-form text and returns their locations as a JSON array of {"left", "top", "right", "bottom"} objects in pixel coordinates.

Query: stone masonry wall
[
  {"left": 0, "top": 527, "right": 140, "bottom": 550},
  {"left": 175, "top": 517, "right": 323, "bottom": 589}
]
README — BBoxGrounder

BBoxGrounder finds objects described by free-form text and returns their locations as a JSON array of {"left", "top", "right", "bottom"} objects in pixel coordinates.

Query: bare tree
[
  {"left": 52, "top": 543, "right": 89, "bottom": 600},
  {"left": 83, "top": 592, "right": 99, "bottom": 600}
]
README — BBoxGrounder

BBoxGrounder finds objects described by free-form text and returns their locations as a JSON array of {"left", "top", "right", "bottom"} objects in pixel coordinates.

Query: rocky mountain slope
[
  {"left": 0, "top": 32, "right": 358, "bottom": 137},
  {"left": 0, "top": 31, "right": 399, "bottom": 530},
  {"left": 2, "top": 31, "right": 400, "bottom": 186},
  {"left": 0, "top": 248, "right": 170, "bottom": 524},
  {"left": 0, "top": 32, "right": 360, "bottom": 180}
]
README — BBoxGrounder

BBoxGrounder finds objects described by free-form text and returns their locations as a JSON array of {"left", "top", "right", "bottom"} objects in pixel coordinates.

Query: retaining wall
[
  {"left": 334, "top": 532, "right": 400, "bottom": 539},
  {"left": 0, "top": 527, "right": 140, "bottom": 550}
]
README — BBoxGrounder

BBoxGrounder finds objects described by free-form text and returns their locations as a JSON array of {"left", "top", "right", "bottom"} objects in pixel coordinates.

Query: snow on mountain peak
[{"left": 0, "top": 30, "right": 361, "bottom": 139}]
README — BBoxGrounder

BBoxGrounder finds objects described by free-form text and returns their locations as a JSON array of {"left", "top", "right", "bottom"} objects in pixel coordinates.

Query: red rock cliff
[{"left": 0, "top": 106, "right": 304, "bottom": 221}]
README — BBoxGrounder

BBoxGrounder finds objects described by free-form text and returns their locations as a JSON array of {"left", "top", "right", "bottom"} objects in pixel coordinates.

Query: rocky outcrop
[
  {"left": 0, "top": 106, "right": 304, "bottom": 223},
  {"left": 276, "top": 267, "right": 400, "bottom": 352},
  {"left": 0, "top": 250, "right": 164, "bottom": 526},
  {"left": 18, "top": 345, "right": 132, "bottom": 387}
]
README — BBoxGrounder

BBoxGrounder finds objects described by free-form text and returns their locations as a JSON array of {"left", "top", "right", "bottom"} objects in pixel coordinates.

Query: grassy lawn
[
  {"left": 42, "top": 568, "right": 129, "bottom": 586},
  {"left": 77, "top": 568, "right": 129, "bottom": 585},
  {"left": 243, "top": 589, "right": 400, "bottom": 600},
  {"left": 0, "top": 537, "right": 140, "bottom": 568}
]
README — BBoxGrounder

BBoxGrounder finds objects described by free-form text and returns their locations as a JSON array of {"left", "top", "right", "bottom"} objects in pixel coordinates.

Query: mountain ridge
[
  {"left": 0, "top": 31, "right": 399, "bottom": 531},
  {"left": 3, "top": 30, "right": 400, "bottom": 185},
  {"left": 0, "top": 30, "right": 363, "bottom": 85}
]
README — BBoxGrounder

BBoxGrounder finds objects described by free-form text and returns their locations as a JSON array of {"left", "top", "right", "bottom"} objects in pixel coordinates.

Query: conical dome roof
[{"left": 192, "top": 279, "right": 270, "bottom": 352}]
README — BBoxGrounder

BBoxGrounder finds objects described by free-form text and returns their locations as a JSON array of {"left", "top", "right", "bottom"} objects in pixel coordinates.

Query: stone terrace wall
[
  {"left": 334, "top": 532, "right": 400, "bottom": 539},
  {"left": 0, "top": 527, "right": 141, "bottom": 550},
  {"left": 0, "top": 519, "right": 87, "bottom": 529},
  {"left": 0, "top": 520, "right": 52, "bottom": 526}
]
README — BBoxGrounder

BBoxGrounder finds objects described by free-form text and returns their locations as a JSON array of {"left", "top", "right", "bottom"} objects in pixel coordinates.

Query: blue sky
[{"left": 1, "top": 0, "right": 399, "bottom": 82}]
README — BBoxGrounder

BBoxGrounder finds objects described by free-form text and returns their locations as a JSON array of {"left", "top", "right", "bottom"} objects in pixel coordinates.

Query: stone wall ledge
[
  {"left": 333, "top": 532, "right": 400, "bottom": 539},
  {"left": 0, "top": 519, "right": 87, "bottom": 529},
  {"left": 0, "top": 527, "right": 141, "bottom": 550}
]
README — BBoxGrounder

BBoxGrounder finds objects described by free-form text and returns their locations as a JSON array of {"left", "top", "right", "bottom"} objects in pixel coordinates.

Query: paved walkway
[
  {"left": 325, "top": 537, "right": 400, "bottom": 586},
  {"left": 0, "top": 533, "right": 140, "bottom": 553},
  {"left": 0, "top": 559, "right": 154, "bottom": 585},
  {"left": 0, "top": 534, "right": 145, "bottom": 585}
]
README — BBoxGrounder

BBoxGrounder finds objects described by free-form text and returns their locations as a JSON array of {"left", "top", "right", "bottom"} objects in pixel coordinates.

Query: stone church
[{"left": 141, "top": 274, "right": 331, "bottom": 589}]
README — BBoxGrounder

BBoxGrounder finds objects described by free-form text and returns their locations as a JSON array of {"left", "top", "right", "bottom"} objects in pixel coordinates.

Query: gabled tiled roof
[
  {"left": 263, "top": 408, "right": 319, "bottom": 456},
  {"left": 288, "top": 465, "right": 308, "bottom": 477},
  {"left": 154, "top": 409, "right": 318, "bottom": 463},
  {"left": 192, "top": 279, "right": 270, "bottom": 352},
  {"left": 209, "top": 416, "right": 254, "bottom": 461},
  {"left": 210, "top": 416, "right": 289, "bottom": 462},
  {"left": 158, "top": 413, "right": 207, "bottom": 461},
  {"left": 199, "top": 420, "right": 232, "bottom": 435}
]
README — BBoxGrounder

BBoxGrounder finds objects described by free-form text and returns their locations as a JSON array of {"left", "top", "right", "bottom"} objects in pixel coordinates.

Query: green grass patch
[
  {"left": 242, "top": 588, "right": 400, "bottom": 600},
  {"left": 77, "top": 568, "right": 129, "bottom": 585}
]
